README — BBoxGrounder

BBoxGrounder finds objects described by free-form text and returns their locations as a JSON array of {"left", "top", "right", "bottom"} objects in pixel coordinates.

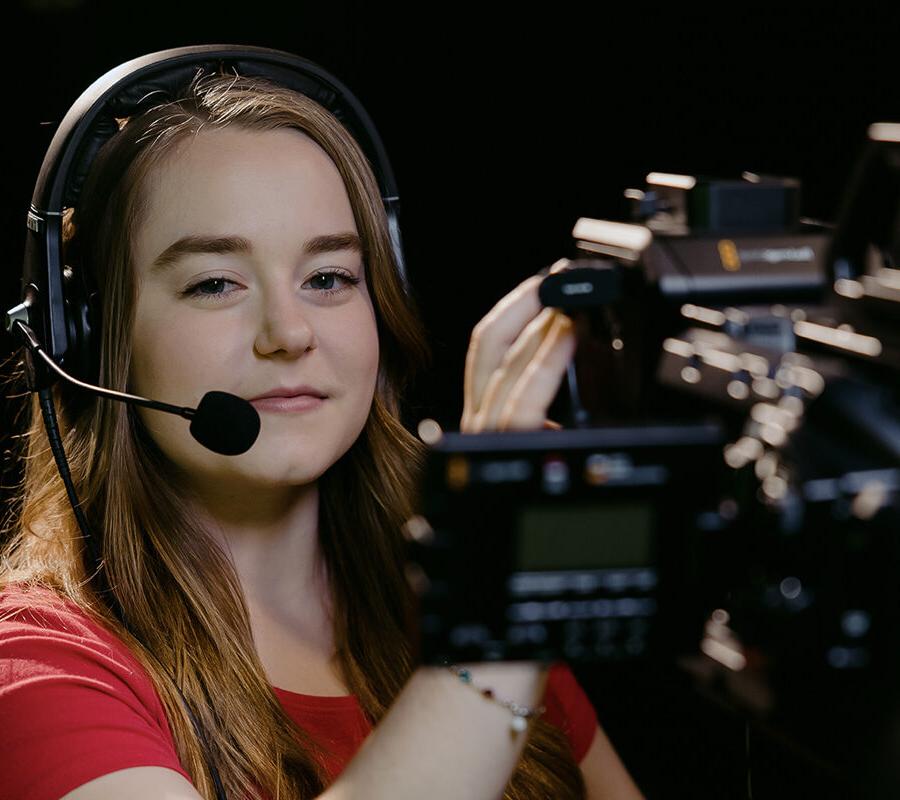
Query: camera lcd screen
[{"left": 515, "top": 502, "right": 655, "bottom": 570}]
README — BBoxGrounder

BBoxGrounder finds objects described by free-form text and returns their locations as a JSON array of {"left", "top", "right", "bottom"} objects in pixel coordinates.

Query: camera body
[{"left": 406, "top": 422, "right": 727, "bottom": 666}]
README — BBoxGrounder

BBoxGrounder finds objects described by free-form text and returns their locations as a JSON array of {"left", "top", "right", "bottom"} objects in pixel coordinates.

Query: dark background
[{"left": 2, "top": 2, "right": 899, "bottom": 797}]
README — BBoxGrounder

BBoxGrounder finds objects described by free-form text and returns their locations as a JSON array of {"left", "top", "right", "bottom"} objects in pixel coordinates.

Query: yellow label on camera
[
  {"left": 718, "top": 239, "right": 741, "bottom": 271},
  {"left": 447, "top": 456, "right": 469, "bottom": 491}
]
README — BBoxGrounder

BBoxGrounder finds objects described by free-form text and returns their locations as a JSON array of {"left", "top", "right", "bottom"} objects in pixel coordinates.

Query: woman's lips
[{"left": 249, "top": 395, "right": 326, "bottom": 413}]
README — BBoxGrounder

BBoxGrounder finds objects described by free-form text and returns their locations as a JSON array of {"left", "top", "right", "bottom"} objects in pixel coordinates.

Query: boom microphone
[{"left": 7, "top": 318, "right": 261, "bottom": 456}]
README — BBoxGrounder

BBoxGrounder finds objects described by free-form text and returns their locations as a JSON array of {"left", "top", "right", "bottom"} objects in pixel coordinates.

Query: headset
[
  {"left": 13, "top": 42, "right": 409, "bottom": 390},
  {"left": 5, "top": 44, "right": 410, "bottom": 799}
]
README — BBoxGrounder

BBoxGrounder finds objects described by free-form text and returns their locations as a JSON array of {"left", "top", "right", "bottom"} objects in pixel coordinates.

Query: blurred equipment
[{"left": 406, "top": 122, "right": 900, "bottom": 796}]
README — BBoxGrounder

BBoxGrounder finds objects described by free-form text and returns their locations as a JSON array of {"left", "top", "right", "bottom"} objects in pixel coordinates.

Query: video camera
[{"left": 404, "top": 123, "right": 900, "bottom": 794}]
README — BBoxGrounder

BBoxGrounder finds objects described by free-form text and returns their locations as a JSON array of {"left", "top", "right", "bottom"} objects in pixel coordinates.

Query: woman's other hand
[{"left": 461, "top": 259, "right": 576, "bottom": 433}]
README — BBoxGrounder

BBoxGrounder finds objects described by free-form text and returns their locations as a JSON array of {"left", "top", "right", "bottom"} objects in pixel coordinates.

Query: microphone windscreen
[{"left": 190, "top": 391, "right": 261, "bottom": 455}]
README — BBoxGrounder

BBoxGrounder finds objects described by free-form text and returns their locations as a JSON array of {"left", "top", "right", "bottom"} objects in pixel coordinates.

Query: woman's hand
[{"left": 461, "top": 260, "right": 576, "bottom": 433}]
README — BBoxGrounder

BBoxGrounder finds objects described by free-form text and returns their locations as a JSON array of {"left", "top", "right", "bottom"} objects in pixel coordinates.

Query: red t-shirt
[{"left": 0, "top": 585, "right": 598, "bottom": 800}]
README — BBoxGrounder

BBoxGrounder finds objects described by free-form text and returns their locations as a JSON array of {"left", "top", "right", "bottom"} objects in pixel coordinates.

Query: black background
[{"left": 2, "top": 2, "right": 899, "bottom": 796}]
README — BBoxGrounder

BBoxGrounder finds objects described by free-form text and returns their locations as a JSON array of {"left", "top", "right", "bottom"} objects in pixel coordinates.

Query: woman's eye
[
  {"left": 182, "top": 277, "right": 240, "bottom": 301},
  {"left": 307, "top": 269, "right": 361, "bottom": 298}
]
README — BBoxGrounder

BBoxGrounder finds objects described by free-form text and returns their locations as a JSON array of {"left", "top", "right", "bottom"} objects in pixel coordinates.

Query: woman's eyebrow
[{"left": 150, "top": 231, "right": 363, "bottom": 272}]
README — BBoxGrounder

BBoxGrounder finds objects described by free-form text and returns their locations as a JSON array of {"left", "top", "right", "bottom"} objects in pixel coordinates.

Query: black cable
[{"left": 37, "top": 387, "right": 228, "bottom": 800}]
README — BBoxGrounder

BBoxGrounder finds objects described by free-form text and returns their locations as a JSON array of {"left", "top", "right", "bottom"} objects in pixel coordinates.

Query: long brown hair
[{"left": 0, "top": 69, "right": 585, "bottom": 799}]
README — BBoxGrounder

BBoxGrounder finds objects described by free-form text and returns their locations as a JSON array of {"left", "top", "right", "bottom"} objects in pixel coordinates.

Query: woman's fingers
[
  {"left": 495, "top": 310, "right": 576, "bottom": 431},
  {"left": 463, "top": 309, "right": 576, "bottom": 434},
  {"left": 472, "top": 306, "right": 555, "bottom": 429},
  {"left": 462, "top": 259, "right": 573, "bottom": 433},
  {"left": 463, "top": 273, "right": 545, "bottom": 428}
]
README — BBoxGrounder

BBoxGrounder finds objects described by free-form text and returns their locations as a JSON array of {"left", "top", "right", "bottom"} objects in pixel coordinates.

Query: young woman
[{"left": 0, "top": 66, "right": 644, "bottom": 800}]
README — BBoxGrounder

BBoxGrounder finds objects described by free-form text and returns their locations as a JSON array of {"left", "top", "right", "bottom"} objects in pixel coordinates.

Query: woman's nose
[{"left": 253, "top": 291, "right": 317, "bottom": 357}]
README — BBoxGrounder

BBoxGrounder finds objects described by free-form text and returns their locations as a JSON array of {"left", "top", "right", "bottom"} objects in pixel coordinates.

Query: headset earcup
[{"left": 61, "top": 264, "right": 100, "bottom": 408}]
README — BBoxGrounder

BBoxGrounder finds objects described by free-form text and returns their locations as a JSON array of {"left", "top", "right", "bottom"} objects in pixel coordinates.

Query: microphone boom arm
[{"left": 10, "top": 319, "right": 197, "bottom": 420}]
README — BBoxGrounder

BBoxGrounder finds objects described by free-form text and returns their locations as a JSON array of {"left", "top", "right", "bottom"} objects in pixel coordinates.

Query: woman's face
[{"left": 129, "top": 126, "right": 379, "bottom": 502}]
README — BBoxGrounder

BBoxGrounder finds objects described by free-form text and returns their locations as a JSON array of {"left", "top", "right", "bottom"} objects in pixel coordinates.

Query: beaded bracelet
[{"left": 441, "top": 660, "right": 547, "bottom": 733}]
